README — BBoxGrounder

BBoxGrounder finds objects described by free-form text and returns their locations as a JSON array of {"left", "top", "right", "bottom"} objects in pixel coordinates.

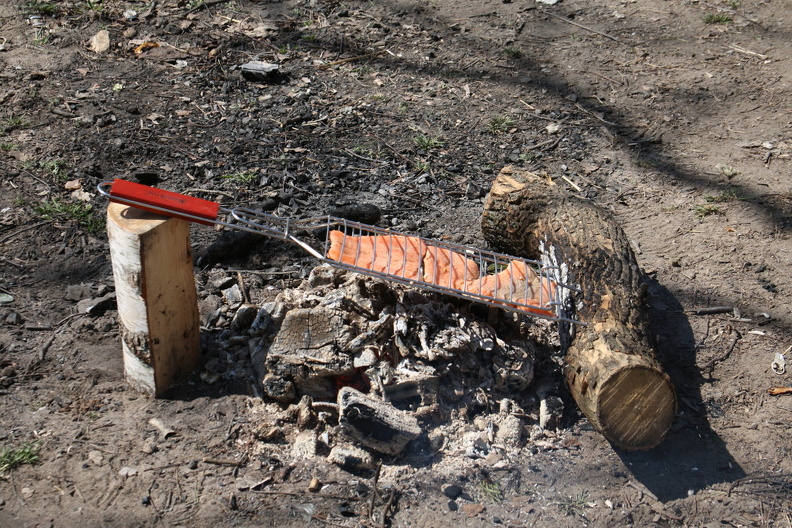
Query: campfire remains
[{"left": 105, "top": 167, "right": 676, "bottom": 457}]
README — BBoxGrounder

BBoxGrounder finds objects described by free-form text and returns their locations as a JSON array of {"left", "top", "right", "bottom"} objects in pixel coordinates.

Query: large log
[
  {"left": 481, "top": 167, "right": 676, "bottom": 450},
  {"left": 107, "top": 203, "right": 201, "bottom": 396}
]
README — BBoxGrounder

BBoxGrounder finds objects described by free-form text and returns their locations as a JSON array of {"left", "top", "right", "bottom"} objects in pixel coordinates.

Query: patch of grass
[
  {"left": 728, "top": 0, "right": 741, "bottom": 9},
  {"left": 40, "top": 159, "right": 69, "bottom": 182},
  {"left": 2, "top": 115, "right": 30, "bottom": 133},
  {"left": 706, "top": 188, "right": 742, "bottom": 203},
  {"left": 695, "top": 203, "right": 724, "bottom": 218},
  {"left": 554, "top": 492, "right": 590, "bottom": 516},
  {"left": 703, "top": 13, "right": 733, "bottom": 24},
  {"left": 221, "top": 171, "right": 258, "bottom": 184},
  {"left": 0, "top": 441, "right": 41, "bottom": 475},
  {"left": 0, "top": 142, "right": 19, "bottom": 152},
  {"left": 81, "top": 0, "right": 104, "bottom": 12},
  {"left": 502, "top": 46, "right": 522, "bottom": 59},
  {"left": 22, "top": 1, "right": 59, "bottom": 16},
  {"left": 412, "top": 134, "right": 444, "bottom": 151},
  {"left": 35, "top": 199, "right": 103, "bottom": 233},
  {"left": 301, "top": 34, "right": 318, "bottom": 43},
  {"left": 478, "top": 480, "right": 504, "bottom": 503},
  {"left": 488, "top": 114, "right": 515, "bottom": 133},
  {"left": 719, "top": 165, "right": 740, "bottom": 178}
]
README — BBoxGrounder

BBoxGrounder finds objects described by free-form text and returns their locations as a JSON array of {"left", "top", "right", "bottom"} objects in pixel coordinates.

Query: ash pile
[{"left": 226, "top": 265, "right": 568, "bottom": 471}]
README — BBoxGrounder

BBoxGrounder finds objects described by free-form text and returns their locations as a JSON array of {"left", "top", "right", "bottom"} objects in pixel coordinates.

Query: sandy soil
[{"left": 1, "top": 0, "right": 791, "bottom": 526}]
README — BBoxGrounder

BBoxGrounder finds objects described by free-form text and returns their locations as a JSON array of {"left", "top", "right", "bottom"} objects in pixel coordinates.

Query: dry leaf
[
  {"left": 64, "top": 179, "right": 82, "bottom": 190},
  {"left": 461, "top": 503, "right": 485, "bottom": 518}
]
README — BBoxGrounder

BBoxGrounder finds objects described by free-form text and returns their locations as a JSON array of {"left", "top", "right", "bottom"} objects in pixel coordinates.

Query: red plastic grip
[{"left": 108, "top": 179, "right": 220, "bottom": 225}]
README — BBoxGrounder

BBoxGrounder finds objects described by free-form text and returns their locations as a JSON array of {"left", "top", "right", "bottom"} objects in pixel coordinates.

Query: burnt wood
[{"left": 481, "top": 167, "right": 676, "bottom": 450}]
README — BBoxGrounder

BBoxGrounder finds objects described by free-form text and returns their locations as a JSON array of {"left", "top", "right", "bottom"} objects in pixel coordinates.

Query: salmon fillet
[{"left": 327, "top": 231, "right": 557, "bottom": 316}]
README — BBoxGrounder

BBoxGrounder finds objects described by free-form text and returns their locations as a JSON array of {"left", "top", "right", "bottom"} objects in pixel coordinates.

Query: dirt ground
[{"left": 1, "top": 0, "right": 791, "bottom": 526}]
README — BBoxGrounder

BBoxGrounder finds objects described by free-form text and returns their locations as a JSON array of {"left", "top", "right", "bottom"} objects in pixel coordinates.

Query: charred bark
[{"left": 481, "top": 167, "right": 676, "bottom": 450}]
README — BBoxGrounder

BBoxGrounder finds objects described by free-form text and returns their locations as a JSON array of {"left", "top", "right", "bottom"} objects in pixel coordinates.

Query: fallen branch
[{"left": 541, "top": 10, "right": 620, "bottom": 42}]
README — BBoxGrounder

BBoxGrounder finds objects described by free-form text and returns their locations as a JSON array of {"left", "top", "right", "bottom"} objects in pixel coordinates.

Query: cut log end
[{"left": 596, "top": 366, "right": 676, "bottom": 450}]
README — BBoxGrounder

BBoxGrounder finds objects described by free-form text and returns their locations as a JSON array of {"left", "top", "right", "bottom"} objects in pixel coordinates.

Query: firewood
[
  {"left": 107, "top": 203, "right": 200, "bottom": 396},
  {"left": 481, "top": 166, "right": 676, "bottom": 450}
]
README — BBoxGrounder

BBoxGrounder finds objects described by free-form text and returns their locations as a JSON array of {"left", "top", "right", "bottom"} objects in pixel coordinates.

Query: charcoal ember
[
  {"left": 495, "top": 414, "right": 524, "bottom": 448},
  {"left": 250, "top": 301, "right": 287, "bottom": 336},
  {"left": 295, "top": 395, "right": 318, "bottom": 430},
  {"left": 492, "top": 341, "right": 535, "bottom": 393},
  {"left": 539, "top": 395, "right": 564, "bottom": 431},
  {"left": 383, "top": 375, "right": 439, "bottom": 411},
  {"left": 265, "top": 307, "right": 356, "bottom": 391},
  {"left": 231, "top": 303, "right": 257, "bottom": 332},
  {"left": 338, "top": 387, "right": 421, "bottom": 455},
  {"left": 262, "top": 373, "right": 295, "bottom": 403},
  {"left": 328, "top": 444, "right": 377, "bottom": 473},
  {"left": 328, "top": 203, "right": 382, "bottom": 225}
]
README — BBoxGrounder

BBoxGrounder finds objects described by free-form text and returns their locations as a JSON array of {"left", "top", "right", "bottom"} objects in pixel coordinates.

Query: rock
[
  {"left": 231, "top": 303, "right": 257, "bottom": 332},
  {"left": 88, "top": 450, "right": 104, "bottom": 465},
  {"left": 328, "top": 444, "right": 377, "bottom": 473},
  {"left": 76, "top": 292, "right": 116, "bottom": 315},
  {"left": 222, "top": 284, "right": 243, "bottom": 306},
  {"left": 337, "top": 387, "right": 421, "bottom": 455},
  {"left": 89, "top": 30, "right": 110, "bottom": 54},
  {"left": 5, "top": 312, "right": 23, "bottom": 325},
  {"left": 443, "top": 484, "right": 463, "bottom": 500},
  {"left": 240, "top": 61, "right": 281, "bottom": 83},
  {"left": 65, "top": 283, "right": 93, "bottom": 301},
  {"left": 119, "top": 466, "right": 138, "bottom": 477}
]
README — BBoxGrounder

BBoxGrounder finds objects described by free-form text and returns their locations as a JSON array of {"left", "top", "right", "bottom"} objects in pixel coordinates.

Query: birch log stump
[
  {"left": 481, "top": 167, "right": 676, "bottom": 450},
  {"left": 107, "top": 203, "right": 200, "bottom": 396}
]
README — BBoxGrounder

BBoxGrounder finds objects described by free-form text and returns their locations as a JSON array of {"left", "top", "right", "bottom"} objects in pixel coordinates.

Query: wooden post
[
  {"left": 481, "top": 167, "right": 676, "bottom": 450},
  {"left": 107, "top": 202, "right": 200, "bottom": 396}
]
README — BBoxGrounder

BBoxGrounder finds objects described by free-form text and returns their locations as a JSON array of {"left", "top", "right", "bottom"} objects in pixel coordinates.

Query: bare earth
[{"left": 1, "top": 0, "right": 791, "bottom": 526}]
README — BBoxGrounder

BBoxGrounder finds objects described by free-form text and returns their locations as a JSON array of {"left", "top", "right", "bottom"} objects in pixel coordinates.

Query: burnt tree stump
[{"left": 481, "top": 167, "right": 676, "bottom": 450}]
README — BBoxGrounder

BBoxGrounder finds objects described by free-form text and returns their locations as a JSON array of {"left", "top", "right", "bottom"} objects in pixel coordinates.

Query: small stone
[
  {"left": 76, "top": 293, "right": 116, "bottom": 315},
  {"left": 443, "top": 484, "right": 463, "bottom": 500},
  {"left": 5, "top": 312, "right": 23, "bottom": 325},
  {"left": 65, "top": 283, "right": 93, "bottom": 301},
  {"left": 240, "top": 61, "right": 281, "bottom": 83},
  {"left": 222, "top": 284, "right": 243, "bottom": 306},
  {"left": 88, "top": 450, "right": 104, "bottom": 466},
  {"left": 89, "top": 30, "right": 110, "bottom": 54},
  {"left": 118, "top": 466, "right": 138, "bottom": 477},
  {"left": 231, "top": 303, "right": 257, "bottom": 332},
  {"left": 141, "top": 438, "right": 158, "bottom": 454},
  {"left": 448, "top": 500, "right": 458, "bottom": 511},
  {"left": 187, "top": 460, "right": 198, "bottom": 470},
  {"left": 141, "top": 496, "right": 151, "bottom": 506}
]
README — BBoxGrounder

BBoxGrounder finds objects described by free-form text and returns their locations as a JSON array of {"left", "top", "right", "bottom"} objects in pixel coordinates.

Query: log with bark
[{"left": 481, "top": 166, "right": 676, "bottom": 450}]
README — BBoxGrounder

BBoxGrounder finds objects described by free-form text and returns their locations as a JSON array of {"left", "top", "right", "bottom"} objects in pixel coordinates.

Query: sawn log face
[{"left": 482, "top": 167, "right": 676, "bottom": 450}]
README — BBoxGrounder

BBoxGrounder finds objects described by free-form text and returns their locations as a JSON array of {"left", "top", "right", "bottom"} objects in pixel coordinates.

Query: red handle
[{"left": 108, "top": 179, "right": 220, "bottom": 225}]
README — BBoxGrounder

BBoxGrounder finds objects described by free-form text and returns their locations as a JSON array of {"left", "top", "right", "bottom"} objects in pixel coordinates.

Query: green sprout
[{"left": 0, "top": 442, "right": 41, "bottom": 475}]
